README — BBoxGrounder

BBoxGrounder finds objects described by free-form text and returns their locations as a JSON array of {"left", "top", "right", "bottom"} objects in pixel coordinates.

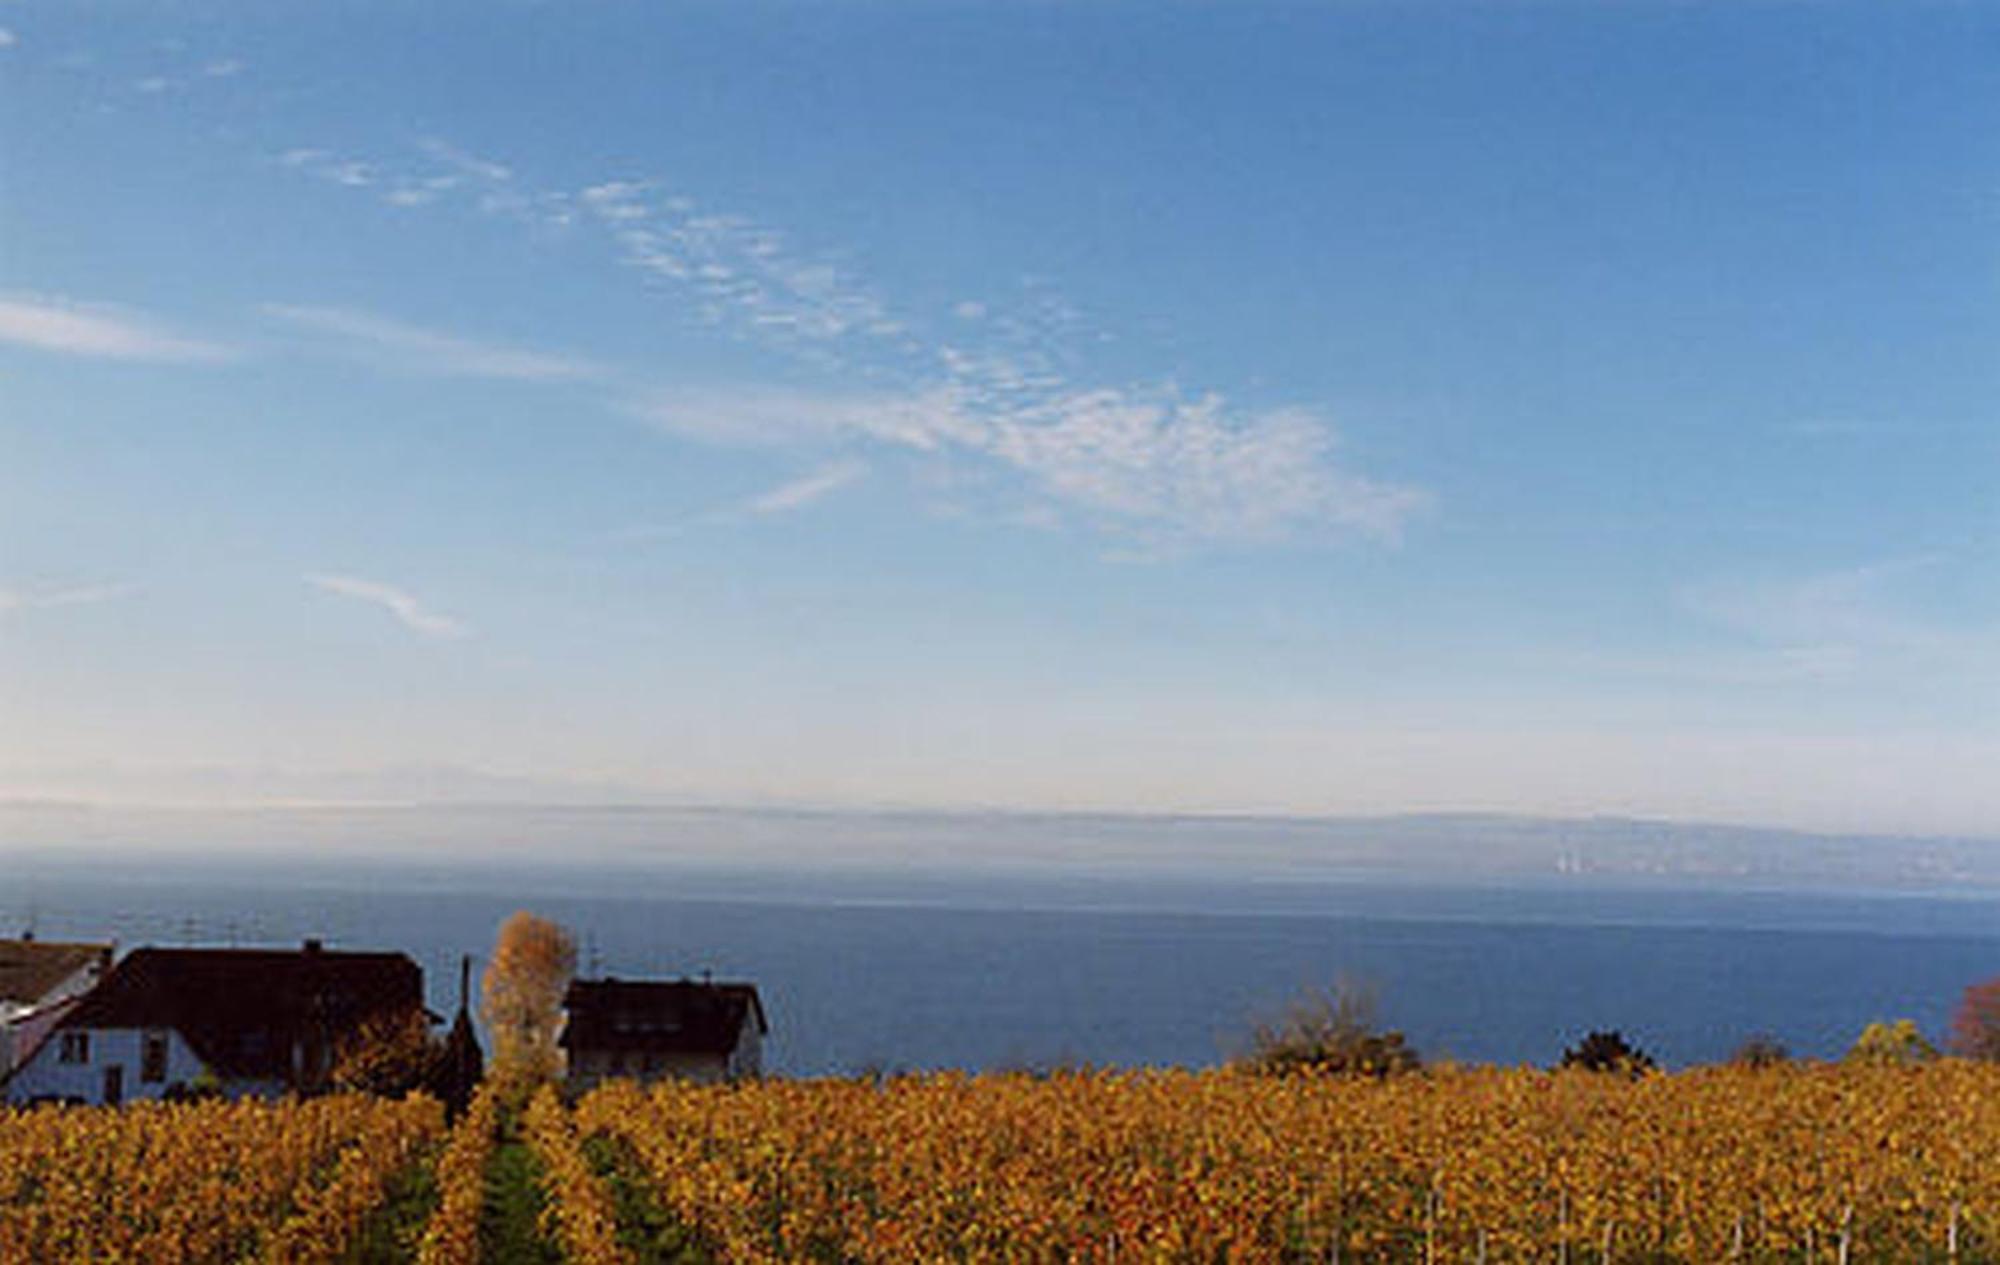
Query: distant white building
[
  {"left": 561, "top": 977, "right": 767, "bottom": 1089},
  {"left": 0, "top": 938, "right": 113, "bottom": 1082},
  {"left": 3, "top": 941, "right": 425, "bottom": 1107}
]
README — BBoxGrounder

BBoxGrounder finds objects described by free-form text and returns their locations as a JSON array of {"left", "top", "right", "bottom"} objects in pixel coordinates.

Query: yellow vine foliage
[
  {"left": 525, "top": 1085, "right": 630, "bottom": 1265},
  {"left": 0, "top": 1093, "right": 441, "bottom": 1264},
  {"left": 415, "top": 1085, "right": 501, "bottom": 1265},
  {"left": 572, "top": 1061, "right": 2000, "bottom": 1264},
  {"left": 6, "top": 1063, "right": 1998, "bottom": 1263},
  {"left": 259, "top": 1094, "right": 442, "bottom": 1265}
]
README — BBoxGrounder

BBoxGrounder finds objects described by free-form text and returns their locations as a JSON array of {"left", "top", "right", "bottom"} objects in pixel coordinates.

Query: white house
[
  {"left": 0, "top": 938, "right": 113, "bottom": 1081},
  {"left": 2, "top": 940, "right": 425, "bottom": 1106},
  {"left": 560, "top": 977, "right": 767, "bottom": 1090}
]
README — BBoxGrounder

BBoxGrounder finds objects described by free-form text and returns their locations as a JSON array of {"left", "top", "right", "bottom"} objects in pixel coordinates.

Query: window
[
  {"left": 142, "top": 1032, "right": 169, "bottom": 1083},
  {"left": 58, "top": 1032, "right": 90, "bottom": 1064}
]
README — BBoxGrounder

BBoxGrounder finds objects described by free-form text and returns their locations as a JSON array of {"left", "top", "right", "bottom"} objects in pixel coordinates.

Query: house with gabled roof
[
  {"left": 0, "top": 937, "right": 114, "bottom": 1081},
  {"left": 561, "top": 976, "right": 767, "bottom": 1089},
  {"left": 1, "top": 939, "right": 425, "bottom": 1106}
]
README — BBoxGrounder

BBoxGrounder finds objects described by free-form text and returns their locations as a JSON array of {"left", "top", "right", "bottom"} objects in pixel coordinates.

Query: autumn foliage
[
  {"left": 1244, "top": 983, "right": 1421, "bottom": 1078},
  {"left": 330, "top": 1006, "right": 439, "bottom": 1098},
  {"left": 1560, "top": 1029, "right": 1658, "bottom": 1076},
  {"left": 415, "top": 1084, "right": 499, "bottom": 1265},
  {"left": 1846, "top": 1018, "right": 1940, "bottom": 1066},
  {"left": 481, "top": 910, "right": 577, "bottom": 1102},
  {"left": 573, "top": 1062, "right": 2000, "bottom": 1263},
  {"left": 0, "top": 1094, "right": 441, "bottom": 1263},
  {"left": 5, "top": 1062, "right": 2000, "bottom": 1261},
  {"left": 524, "top": 1085, "right": 627, "bottom": 1264},
  {"left": 1952, "top": 976, "right": 2000, "bottom": 1061}
]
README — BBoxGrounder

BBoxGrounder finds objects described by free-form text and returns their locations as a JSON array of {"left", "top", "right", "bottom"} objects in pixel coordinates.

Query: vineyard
[
  {"left": 4, "top": 1063, "right": 2000, "bottom": 1262},
  {"left": 0, "top": 1093, "right": 441, "bottom": 1263}
]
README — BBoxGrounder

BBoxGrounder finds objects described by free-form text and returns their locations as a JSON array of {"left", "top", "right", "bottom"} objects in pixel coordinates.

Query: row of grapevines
[
  {"left": 415, "top": 1085, "right": 500, "bottom": 1265},
  {"left": 575, "top": 1062, "right": 2000, "bottom": 1264},
  {"left": 0, "top": 1093, "right": 438, "bottom": 1264},
  {"left": 260, "top": 1094, "right": 443, "bottom": 1264},
  {"left": 525, "top": 1085, "right": 629, "bottom": 1265}
]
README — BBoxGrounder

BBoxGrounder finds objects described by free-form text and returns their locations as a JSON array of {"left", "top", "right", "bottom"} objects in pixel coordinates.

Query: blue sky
[{"left": 2, "top": 2, "right": 1996, "bottom": 838}]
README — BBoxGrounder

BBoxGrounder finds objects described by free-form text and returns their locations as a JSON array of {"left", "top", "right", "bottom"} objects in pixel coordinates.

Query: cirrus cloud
[
  {"left": 281, "top": 137, "right": 1430, "bottom": 547},
  {"left": 631, "top": 384, "right": 1425, "bottom": 544},
  {"left": 0, "top": 583, "right": 134, "bottom": 616},
  {"left": 0, "top": 294, "right": 235, "bottom": 363},
  {"left": 263, "top": 304, "right": 601, "bottom": 383},
  {"left": 747, "top": 459, "right": 870, "bottom": 515},
  {"left": 305, "top": 573, "right": 469, "bottom": 640}
]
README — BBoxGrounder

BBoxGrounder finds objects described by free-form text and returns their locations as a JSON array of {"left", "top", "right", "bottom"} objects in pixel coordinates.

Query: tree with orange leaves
[
  {"left": 1951, "top": 975, "right": 2000, "bottom": 1060},
  {"left": 480, "top": 910, "right": 577, "bottom": 1101}
]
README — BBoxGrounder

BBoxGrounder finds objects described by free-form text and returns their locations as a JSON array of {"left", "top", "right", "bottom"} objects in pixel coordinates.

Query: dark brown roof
[
  {"left": 0, "top": 939, "right": 111, "bottom": 1007},
  {"left": 560, "top": 978, "right": 766, "bottom": 1056},
  {"left": 62, "top": 944, "right": 423, "bottom": 1081}
]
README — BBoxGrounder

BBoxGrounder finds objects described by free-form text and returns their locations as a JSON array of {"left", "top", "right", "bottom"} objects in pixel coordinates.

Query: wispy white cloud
[
  {"left": 417, "top": 137, "right": 512, "bottom": 184},
  {"left": 305, "top": 574, "right": 468, "bottom": 640},
  {"left": 568, "top": 169, "right": 1423, "bottom": 542},
  {"left": 0, "top": 583, "right": 133, "bottom": 616},
  {"left": 121, "top": 53, "right": 245, "bottom": 96},
  {"left": 280, "top": 137, "right": 574, "bottom": 225},
  {"left": 747, "top": 459, "right": 869, "bottom": 515},
  {"left": 0, "top": 294, "right": 235, "bottom": 363},
  {"left": 263, "top": 304, "right": 600, "bottom": 383},
  {"left": 278, "top": 148, "right": 374, "bottom": 188},
  {"left": 613, "top": 458, "right": 872, "bottom": 541},
  {"left": 632, "top": 384, "right": 1424, "bottom": 542},
  {"left": 579, "top": 183, "right": 907, "bottom": 358},
  {"left": 630, "top": 387, "right": 974, "bottom": 451},
  {"left": 977, "top": 391, "right": 1425, "bottom": 543},
  {"left": 280, "top": 136, "right": 1428, "bottom": 545},
  {"left": 0, "top": 29, "right": 18, "bottom": 51}
]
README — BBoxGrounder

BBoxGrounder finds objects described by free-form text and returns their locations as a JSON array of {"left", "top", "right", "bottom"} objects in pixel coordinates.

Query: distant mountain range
[{"left": 3, "top": 797, "right": 1996, "bottom": 892}]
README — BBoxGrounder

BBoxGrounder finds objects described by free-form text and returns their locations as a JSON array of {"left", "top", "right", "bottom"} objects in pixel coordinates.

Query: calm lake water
[{"left": 3, "top": 855, "right": 1996, "bottom": 1074}]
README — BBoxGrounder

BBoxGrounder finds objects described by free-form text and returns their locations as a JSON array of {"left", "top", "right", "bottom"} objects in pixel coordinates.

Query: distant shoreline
[{"left": 6, "top": 801, "right": 1998, "bottom": 896}]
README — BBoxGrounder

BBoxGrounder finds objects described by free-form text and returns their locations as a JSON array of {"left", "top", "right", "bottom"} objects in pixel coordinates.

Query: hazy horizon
[{"left": 8, "top": 797, "right": 1999, "bottom": 899}]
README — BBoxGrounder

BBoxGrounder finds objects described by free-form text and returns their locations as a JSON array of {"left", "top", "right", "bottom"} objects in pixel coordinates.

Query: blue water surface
[{"left": 3, "top": 854, "right": 1995, "bottom": 1074}]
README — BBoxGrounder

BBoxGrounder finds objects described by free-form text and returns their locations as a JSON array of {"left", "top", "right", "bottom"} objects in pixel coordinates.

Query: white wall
[
  {"left": 4, "top": 1026, "right": 210, "bottom": 1105},
  {"left": 567, "top": 1046, "right": 736, "bottom": 1090},
  {"left": 728, "top": 1021, "right": 763, "bottom": 1079},
  {"left": 568, "top": 1025, "right": 763, "bottom": 1089}
]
